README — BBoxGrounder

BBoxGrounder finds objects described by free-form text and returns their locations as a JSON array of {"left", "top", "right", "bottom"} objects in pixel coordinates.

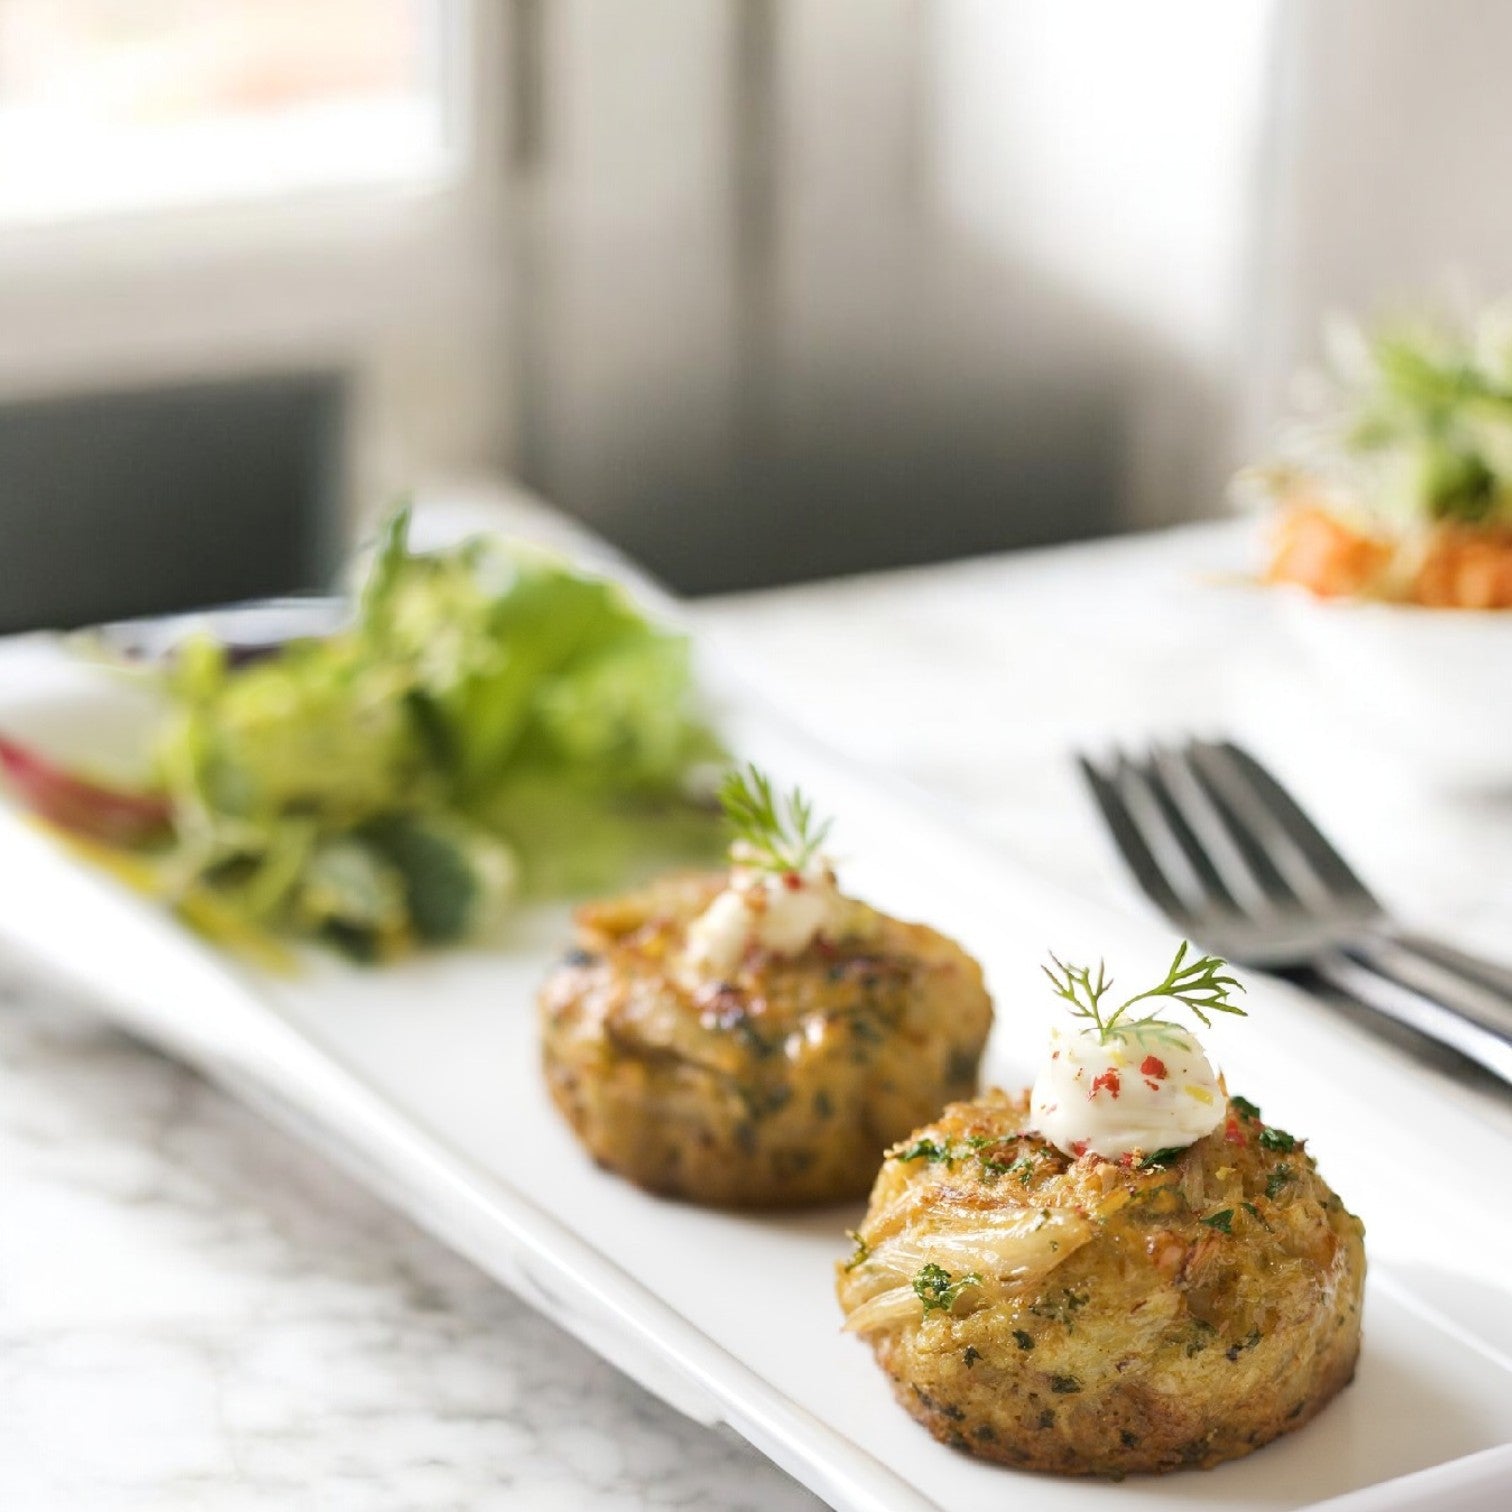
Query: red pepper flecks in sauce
[
  {"left": 1224, "top": 1115, "right": 1246, "bottom": 1146},
  {"left": 1090, "top": 1068, "right": 1122, "bottom": 1099},
  {"left": 1032, "top": 1019, "right": 1227, "bottom": 1161}
]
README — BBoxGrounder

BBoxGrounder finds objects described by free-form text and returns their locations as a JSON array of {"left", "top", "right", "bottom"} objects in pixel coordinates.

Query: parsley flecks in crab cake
[
  {"left": 538, "top": 765, "right": 993, "bottom": 1207},
  {"left": 836, "top": 946, "right": 1365, "bottom": 1477}
]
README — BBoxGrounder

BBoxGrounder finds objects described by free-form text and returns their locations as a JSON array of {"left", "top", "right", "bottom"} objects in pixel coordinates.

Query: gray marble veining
[{"left": 0, "top": 966, "right": 819, "bottom": 1510}]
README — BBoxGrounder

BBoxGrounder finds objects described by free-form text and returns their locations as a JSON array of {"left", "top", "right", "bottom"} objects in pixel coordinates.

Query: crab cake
[
  {"left": 836, "top": 1088, "right": 1365, "bottom": 1476},
  {"left": 539, "top": 868, "right": 993, "bottom": 1207}
]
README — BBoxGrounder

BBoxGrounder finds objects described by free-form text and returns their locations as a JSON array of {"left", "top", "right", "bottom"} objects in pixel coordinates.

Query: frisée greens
[
  {"left": 1246, "top": 300, "right": 1512, "bottom": 529},
  {"left": 5, "top": 509, "right": 724, "bottom": 962}
]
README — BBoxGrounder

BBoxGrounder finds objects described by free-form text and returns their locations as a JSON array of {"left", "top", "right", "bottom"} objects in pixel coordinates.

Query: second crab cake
[{"left": 538, "top": 766, "right": 993, "bottom": 1207}]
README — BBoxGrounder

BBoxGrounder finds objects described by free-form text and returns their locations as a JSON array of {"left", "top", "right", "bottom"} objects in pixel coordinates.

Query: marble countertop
[{"left": 3, "top": 517, "right": 1508, "bottom": 1509}]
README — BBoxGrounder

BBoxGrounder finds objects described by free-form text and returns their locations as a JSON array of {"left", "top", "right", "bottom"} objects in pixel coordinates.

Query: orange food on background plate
[
  {"left": 1251, "top": 302, "right": 1512, "bottom": 609},
  {"left": 1411, "top": 523, "right": 1512, "bottom": 609},
  {"left": 1264, "top": 502, "right": 1394, "bottom": 600}
]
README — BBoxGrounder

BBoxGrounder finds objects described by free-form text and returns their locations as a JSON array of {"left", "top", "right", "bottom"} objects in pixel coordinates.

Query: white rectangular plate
[{"left": 0, "top": 621, "right": 1508, "bottom": 1512}]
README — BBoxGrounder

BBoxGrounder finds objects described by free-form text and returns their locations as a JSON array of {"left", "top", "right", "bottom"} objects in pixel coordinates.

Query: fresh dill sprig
[
  {"left": 1042, "top": 941, "right": 1246, "bottom": 1045},
  {"left": 716, "top": 763, "right": 833, "bottom": 873}
]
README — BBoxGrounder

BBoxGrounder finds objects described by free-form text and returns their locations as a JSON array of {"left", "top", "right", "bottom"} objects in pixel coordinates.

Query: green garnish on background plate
[{"left": 1247, "top": 301, "right": 1512, "bottom": 528}]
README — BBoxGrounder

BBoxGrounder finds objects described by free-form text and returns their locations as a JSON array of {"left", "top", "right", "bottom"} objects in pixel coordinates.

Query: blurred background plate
[{"left": 1276, "top": 590, "right": 1512, "bottom": 792}]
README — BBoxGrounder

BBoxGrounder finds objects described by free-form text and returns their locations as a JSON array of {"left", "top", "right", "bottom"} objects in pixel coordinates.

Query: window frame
[{"left": 0, "top": 0, "right": 498, "bottom": 407}]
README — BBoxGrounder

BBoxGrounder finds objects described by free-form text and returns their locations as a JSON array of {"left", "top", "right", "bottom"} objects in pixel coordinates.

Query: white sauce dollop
[
  {"left": 1029, "top": 1022, "right": 1225, "bottom": 1160},
  {"left": 683, "top": 845, "right": 841, "bottom": 977}
]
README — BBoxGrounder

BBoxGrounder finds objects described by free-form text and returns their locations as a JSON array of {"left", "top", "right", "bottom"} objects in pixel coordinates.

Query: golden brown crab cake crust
[
  {"left": 836, "top": 1088, "right": 1365, "bottom": 1477},
  {"left": 538, "top": 871, "right": 992, "bottom": 1207}
]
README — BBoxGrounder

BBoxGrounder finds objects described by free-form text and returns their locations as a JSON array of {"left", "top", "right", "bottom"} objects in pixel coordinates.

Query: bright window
[{"left": 0, "top": 0, "right": 457, "bottom": 224}]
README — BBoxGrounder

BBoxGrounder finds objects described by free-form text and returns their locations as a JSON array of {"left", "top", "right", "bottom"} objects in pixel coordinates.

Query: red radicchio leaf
[{"left": 0, "top": 734, "right": 172, "bottom": 846}]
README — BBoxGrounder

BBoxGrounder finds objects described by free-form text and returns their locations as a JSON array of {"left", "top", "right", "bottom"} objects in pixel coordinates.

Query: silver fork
[{"left": 1078, "top": 738, "right": 1512, "bottom": 1085}]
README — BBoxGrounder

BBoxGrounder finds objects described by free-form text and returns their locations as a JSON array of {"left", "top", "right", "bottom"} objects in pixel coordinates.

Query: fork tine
[
  {"left": 1114, "top": 751, "right": 1249, "bottom": 914},
  {"left": 1075, "top": 754, "right": 1193, "bottom": 926},
  {"left": 1145, "top": 745, "right": 1293, "bottom": 916},
  {"left": 1192, "top": 741, "right": 1378, "bottom": 907}
]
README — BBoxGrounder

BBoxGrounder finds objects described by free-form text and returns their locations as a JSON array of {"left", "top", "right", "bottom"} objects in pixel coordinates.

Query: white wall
[
  {"left": 514, "top": 0, "right": 1287, "bottom": 586},
  {"left": 1254, "top": 0, "right": 1512, "bottom": 437},
  {"left": 931, "top": 0, "right": 1279, "bottom": 526}
]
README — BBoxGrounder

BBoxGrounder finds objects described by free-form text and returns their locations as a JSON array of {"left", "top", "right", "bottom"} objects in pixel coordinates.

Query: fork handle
[
  {"left": 1311, "top": 949, "right": 1512, "bottom": 1086},
  {"left": 1381, "top": 932, "right": 1512, "bottom": 1005},
  {"left": 1355, "top": 935, "right": 1512, "bottom": 1041}
]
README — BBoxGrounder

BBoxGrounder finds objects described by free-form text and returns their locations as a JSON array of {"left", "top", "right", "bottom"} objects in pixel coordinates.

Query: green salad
[
  {"left": 1255, "top": 302, "right": 1512, "bottom": 528},
  {"left": 2, "top": 509, "right": 725, "bottom": 962}
]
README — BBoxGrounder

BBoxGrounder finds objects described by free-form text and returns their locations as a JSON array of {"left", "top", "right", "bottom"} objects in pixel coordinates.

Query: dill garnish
[
  {"left": 1042, "top": 941, "right": 1246, "bottom": 1046},
  {"left": 717, "top": 763, "right": 832, "bottom": 873}
]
